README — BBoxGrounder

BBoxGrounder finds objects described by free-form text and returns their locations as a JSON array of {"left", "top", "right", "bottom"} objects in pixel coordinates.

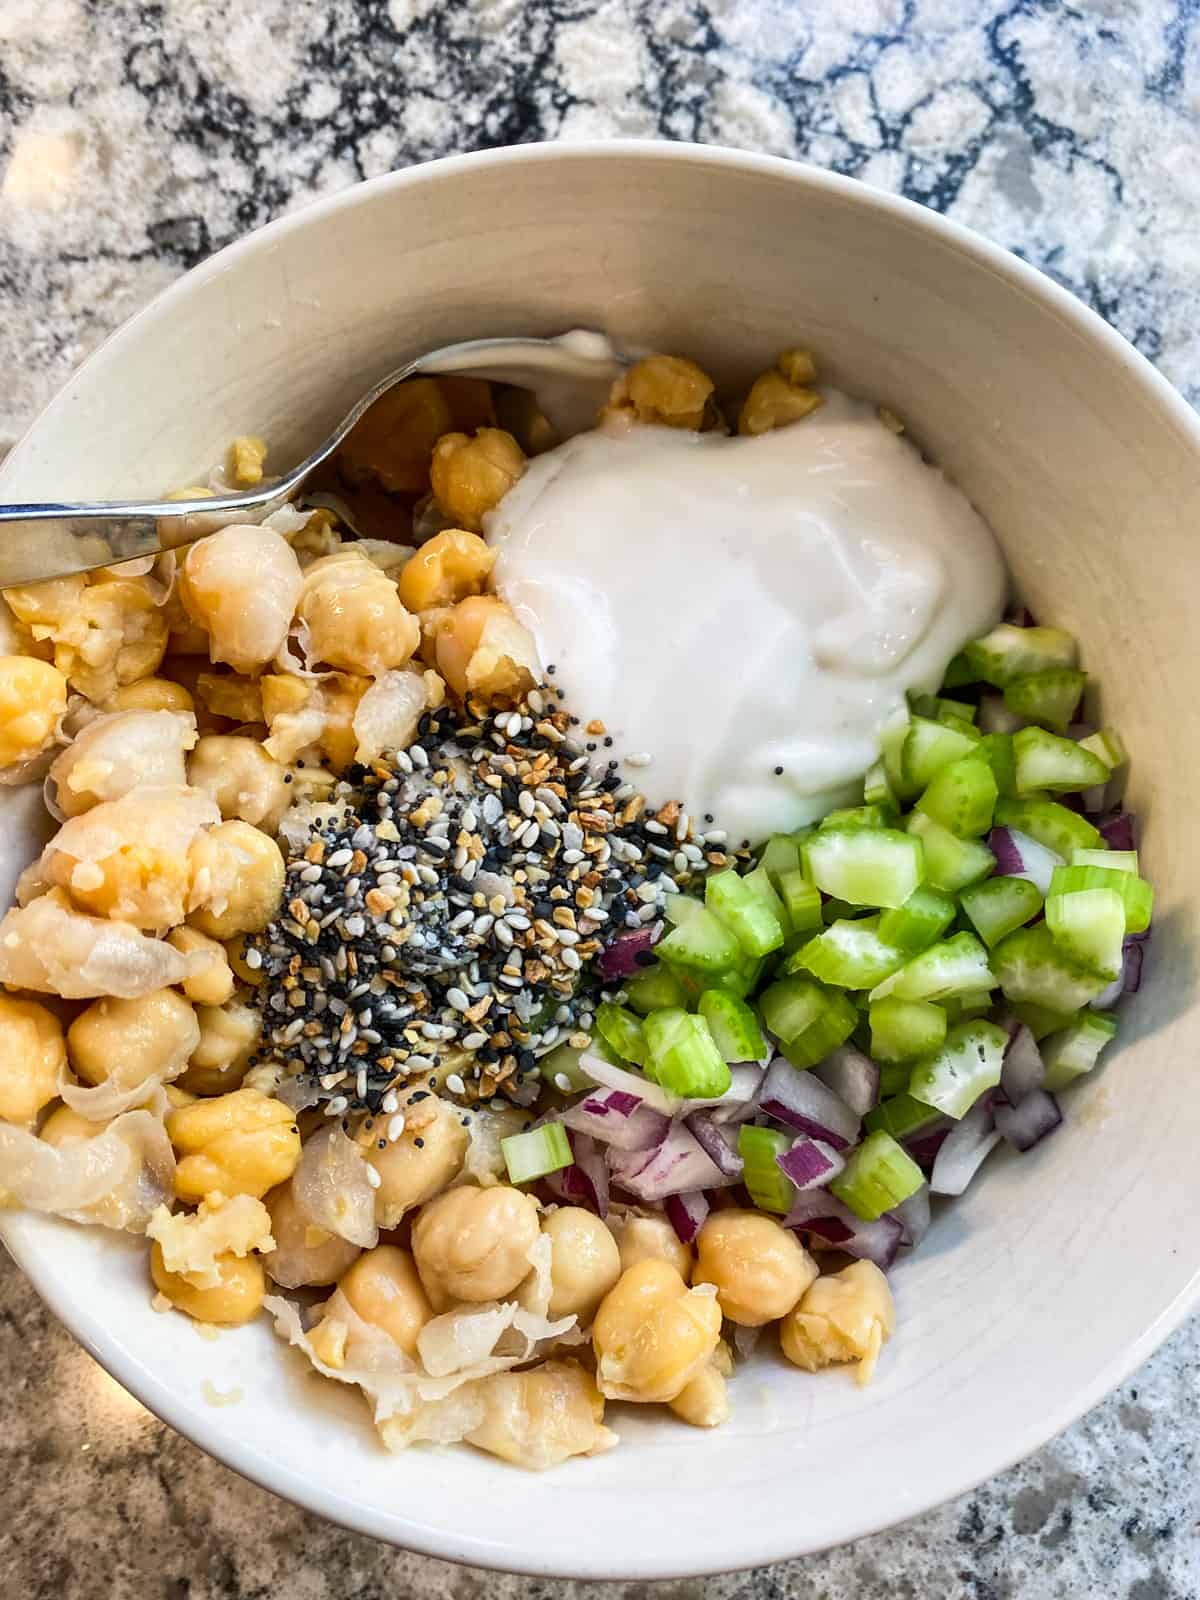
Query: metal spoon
[{"left": 0, "top": 332, "right": 624, "bottom": 589}]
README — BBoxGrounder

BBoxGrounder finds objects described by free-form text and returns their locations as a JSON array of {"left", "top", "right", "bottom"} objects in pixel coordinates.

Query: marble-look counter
[{"left": 0, "top": 3, "right": 1198, "bottom": 1595}]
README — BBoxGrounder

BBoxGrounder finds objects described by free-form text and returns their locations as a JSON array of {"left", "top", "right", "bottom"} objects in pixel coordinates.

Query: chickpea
[
  {"left": 260, "top": 671, "right": 367, "bottom": 771},
  {"left": 668, "top": 1361, "right": 731, "bottom": 1429},
  {"left": 67, "top": 988, "right": 199, "bottom": 1090},
  {"left": 179, "top": 524, "right": 303, "bottom": 673},
  {"left": 227, "top": 435, "right": 268, "bottom": 487},
  {"left": 611, "top": 1211, "right": 693, "bottom": 1281},
  {"left": 429, "top": 428, "right": 525, "bottom": 532},
  {"left": 0, "top": 655, "right": 67, "bottom": 768},
  {"left": 0, "top": 995, "right": 66, "bottom": 1125},
  {"left": 53, "top": 580, "right": 168, "bottom": 702},
  {"left": 779, "top": 1260, "right": 895, "bottom": 1384},
  {"left": 178, "top": 1001, "right": 261, "bottom": 1096},
  {"left": 187, "top": 735, "right": 290, "bottom": 832},
  {"left": 466, "top": 1360, "right": 610, "bottom": 1470},
  {"left": 40, "top": 1104, "right": 106, "bottom": 1147},
  {"left": 396, "top": 529, "right": 496, "bottom": 614},
  {"left": 51, "top": 839, "right": 191, "bottom": 930},
  {"left": 608, "top": 354, "right": 715, "bottom": 430},
  {"left": 693, "top": 1209, "right": 818, "bottom": 1327},
  {"left": 541, "top": 1206, "right": 621, "bottom": 1323},
  {"left": 106, "top": 676, "right": 195, "bottom": 716},
  {"left": 592, "top": 1258, "right": 722, "bottom": 1404},
  {"left": 194, "top": 673, "right": 263, "bottom": 725},
  {"left": 361, "top": 1093, "right": 468, "bottom": 1229},
  {"left": 166, "top": 926, "right": 235, "bottom": 1007},
  {"left": 3, "top": 575, "right": 87, "bottom": 634},
  {"left": 340, "top": 378, "right": 456, "bottom": 496},
  {"left": 296, "top": 549, "right": 418, "bottom": 678},
  {"left": 411, "top": 1183, "right": 540, "bottom": 1309},
  {"left": 262, "top": 1180, "right": 362, "bottom": 1289},
  {"left": 167, "top": 1086, "right": 301, "bottom": 1202},
  {"left": 187, "top": 819, "right": 285, "bottom": 939},
  {"left": 150, "top": 1240, "right": 265, "bottom": 1325},
  {"left": 337, "top": 1245, "right": 433, "bottom": 1355},
  {"left": 738, "top": 349, "right": 823, "bottom": 437},
  {"left": 433, "top": 595, "right": 538, "bottom": 703}
]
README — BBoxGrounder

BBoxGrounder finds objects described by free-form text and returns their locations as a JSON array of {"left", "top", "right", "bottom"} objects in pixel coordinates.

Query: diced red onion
[
  {"left": 684, "top": 1112, "right": 744, "bottom": 1178},
  {"left": 776, "top": 1135, "right": 844, "bottom": 1191},
  {"left": 785, "top": 1190, "right": 904, "bottom": 1270},
  {"left": 732, "top": 1323, "right": 761, "bottom": 1361},
  {"left": 905, "top": 1126, "right": 950, "bottom": 1173},
  {"left": 890, "top": 1185, "right": 931, "bottom": 1249},
  {"left": 994, "top": 1089, "right": 1062, "bottom": 1152},
  {"left": 759, "top": 1057, "right": 861, "bottom": 1150},
  {"left": 1099, "top": 812, "right": 1135, "bottom": 851},
  {"left": 1005, "top": 604, "right": 1037, "bottom": 627},
  {"left": 1082, "top": 781, "right": 1112, "bottom": 815},
  {"left": 665, "top": 1189, "right": 709, "bottom": 1244},
  {"left": 988, "top": 826, "right": 1062, "bottom": 895},
  {"left": 1090, "top": 971, "right": 1124, "bottom": 1010},
  {"left": 929, "top": 1098, "right": 1001, "bottom": 1196},
  {"left": 704, "top": 1063, "right": 766, "bottom": 1124},
  {"left": 561, "top": 1088, "right": 671, "bottom": 1151},
  {"left": 1122, "top": 938, "right": 1145, "bottom": 994},
  {"left": 1000, "top": 1022, "right": 1045, "bottom": 1101},
  {"left": 544, "top": 1131, "right": 610, "bottom": 1217},
  {"left": 978, "top": 694, "right": 1025, "bottom": 735},
  {"left": 577, "top": 1049, "right": 682, "bottom": 1117},
  {"left": 607, "top": 1122, "right": 732, "bottom": 1200},
  {"left": 813, "top": 1045, "right": 880, "bottom": 1117},
  {"left": 598, "top": 927, "right": 657, "bottom": 982}
]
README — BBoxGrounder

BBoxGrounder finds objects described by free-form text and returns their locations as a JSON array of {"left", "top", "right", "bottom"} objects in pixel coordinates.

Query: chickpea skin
[
  {"left": 542, "top": 1206, "right": 621, "bottom": 1323},
  {"left": 337, "top": 1245, "right": 433, "bottom": 1355},
  {"left": 178, "top": 1001, "right": 261, "bottom": 1096},
  {"left": 429, "top": 427, "right": 526, "bottom": 532},
  {"left": 612, "top": 1210, "right": 692, "bottom": 1282},
  {"left": 693, "top": 1209, "right": 819, "bottom": 1327},
  {"left": 396, "top": 528, "right": 496, "bottom": 614},
  {"left": 779, "top": 1260, "right": 896, "bottom": 1385},
  {"left": 361, "top": 1093, "right": 468, "bottom": 1229},
  {"left": 0, "top": 655, "right": 67, "bottom": 769},
  {"left": 263, "top": 1181, "right": 362, "bottom": 1289},
  {"left": 433, "top": 595, "right": 538, "bottom": 703},
  {"left": 188, "top": 736, "right": 291, "bottom": 832},
  {"left": 466, "top": 1360, "right": 610, "bottom": 1470},
  {"left": 411, "top": 1183, "right": 541, "bottom": 1309},
  {"left": 592, "top": 1258, "right": 722, "bottom": 1404},
  {"left": 187, "top": 819, "right": 285, "bottom": 939},
  {"left": 0, "top": 995, "right": 66, "bottom": 1126},
  {"left": 67, "top": 988, "right": 199, "bottom": 1091},
  {"left": 150, "top": 1241, "right": 265, "bottom": 1326},
  {"left": 167, "top": 1087, "right": 301, "bottom": 1202}
]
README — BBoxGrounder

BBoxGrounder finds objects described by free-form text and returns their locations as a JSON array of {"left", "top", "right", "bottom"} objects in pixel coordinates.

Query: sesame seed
[
  {"left": 446, "top": 1072, "right": 466, "bottom": 1096},
  {"left": 387, "top": 1114, "right": 406, "bottom": 1141},
  {"left": 626, "top": 752, "right": 652, "bottom": 768},
  {"left": 553, "top": 1073, "right": 573, "bottom": 1092},
  {"left": 365, "top": 1164, "right": 382, "bottom": 1189}
]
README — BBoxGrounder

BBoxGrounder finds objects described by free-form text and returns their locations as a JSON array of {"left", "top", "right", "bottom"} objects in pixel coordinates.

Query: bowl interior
[{"left": 2, "top": 144, "right": 1199, "bottom": 1577}]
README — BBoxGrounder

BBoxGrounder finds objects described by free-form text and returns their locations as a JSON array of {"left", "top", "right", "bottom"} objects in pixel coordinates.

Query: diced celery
[
  {"left": 911, "top": 691, "right": 978, "bottom": 729},
  {"left": 739, "top": 1125, "right": 795, "bottom": 1214},
  {"left": 1077, "top": 726, "right": 1128, "bottom": 771},
  {"left": 778, "top": 868, "right": 824, "bottom": 935},
  {"left": 906, "top": 811, "right": 996, "bottom": 894},
  {"left": 702, "top": 953, "right": 765, "bottom": 1000},
  {"left": 978, "top": 732, "right": 1018, "bottom": 798},
  {"left": 959, "top": 874, "right": 1043, "bottom": 947},
  {"left": 773, "top": 985, "right": 858, "bottom": 1070},
  {"left": 698, "top": 990, "right": 767, "bottom": 1064},
  {"left": 1003, "top": 668, "right": 1087, "bottom": 734},
  {"left": 830, "top": 1130, "right": 925, "bottom": 1221},
  {"left": 1011, "top": 1000, "right": 1080, "bottom": 1041},
  {"left": 538, "top": 1043, "right": 593, "bottom": 1093},
  {"left": 625, "top": 963, "right": 689, "bottom": 1015},
  {"left": 992, "top": 923, "right": 1110, "bottom": 1011},
  {"left": 705, "top": 869, "right": 785, "bottom": 958},
  {"left": 908, "top": 1019, "right": 1008, "bottom": 1119},
  {"left": 1071, "top": 847, "right": 1138, "bottom": 873},
  {"left": 1012, "top": 726, "right": 1109, "bottom": 795},
  {"left": 502, "top": 1122, "right": 573, "bottom": 1185},
  {"left": 878, "top": 886, "right": 957, "bottom": 954},
  {"left": 656, "top": 903, "right": 741, "bottom": 975},
  {"left": 869, "top": 930, "right": 996, "bottom": 1003},
  {"left": 1049, "top": 864, "right": 1153, "bottom": 934},
  {"left": 863, "top": 760, "right": 895, "bottom": 808},
  {"left": 803, "top": 827, "right": 924, "bottom": 909},
  {"left": 759, "top": 976, "right": 829, "bottom": 1043},
  {"left": 864, "top": 1093, "right": 945, "bottom": 1141},
  {"left": 901, "top": 716, "right": 981, "bottom": 792},
  {"left": 994, "top": 797, "right": 1101, "bottom": 857},
  {"left": 880, "top": 710, "right": 911, "bottom": 799},
  {"left": 663, "top": 892, "right": 702, "bottom": 928},
  {"left": 879, "top": 1062, "right": 913, "bottom": 1097},
  {"left": 964, "top": 623, "right": 1079, "bottom": 687},
  {"left": 915, "top": 755, "right": 997, "bottom": 836},
  {"left": 1045, "top": 885, "right": 1125, "bottom": 979},
  {"left": 942, "top": 989, "right": 996, "bottom": 1023},
  {"left": 786, "top": 918, "right": 908, "bottom": 990},
  {"left": 742, "top": 863, "right": 793, "bottom": 937},
  {"left": 1041, "top": 1012, "right": 1118, "bottom": 1091},
  {"left": 941, "top": 650, "right": 977, "bottom": 688},
  {"left": 759, "top": 834, "right": 802, "bottom": 892},
  {"left": 643, "top": 1008, "right": 731, "bottom": 1098},
  {"left": 819, "top": 804, "right": 898, "bottom": 831},
  {"left": 594, "top": 1001, "right": 649, "bottom": 1066},
  {"left": 869, "top": 996, "right": 948, "bottom": 1064}
]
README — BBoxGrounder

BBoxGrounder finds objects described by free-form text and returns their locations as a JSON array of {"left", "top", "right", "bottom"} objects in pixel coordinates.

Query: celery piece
[
  {"left": 763, "top": 981, "right": 858, "bottom": 1069},
  {"left": 787, "top": 918, "right": 908, "bottom": 990},
  {"left": 656, "top": 903, "right": 741, "bottom": 975},
  {"left": 863, "top": 760, "right": 895, "bottom": 808},
  {"left": 1045, "top": 885, "right": 1125, "bottom": 979},
  {"left": 1071, "top": 847, "right": 1138, "bottom": 873},
  {"left": 643, "top": 1008, "right": 731, "bottom": 1098},
  {"left": 910, "top": 691, "right": 979, "bottom": 729},
  {"left": 880, "top": 710, "right": 912, "bottom": 799},
  {"left": 1077, "top": 726, "right": 1128, "bottom": 771},
  {"left": 1012, "top": 726, "right": 1109, "bottom": 795},
  {"left": 992, "top": 922, "right": 1110, "bottom": 1011},
  {"left": 1041, "top": 1012, "right": 1119, "bottom": 1092},
  {"left": 758, "top": 834, "right": 802, "bottom": 893},
  {"left": 706, "top": 869, "right": 785, "bottom": 958},
  {"left": 941, "top": 650, "right": 978, "bottom": 688},
  {"left": 742, "top": 863, "right": 793, "bottom": 938},
  {"left": 908, "top": 1019, "right": 1008, "bottom": 1119},
  {"left": 698, "top": 990, "right": 767, "bottom": 1064},
  {"left": 803, "top": 827, "right": 924, "bottom": 909},
  {"left": 964, "top": 623, "right": 1079, "bottom": 688},
  {"left": 960, "top": 874, "right": 1043, "bottom": 948},
  {"left": 778, "top": 868, "right": 824, "bottom": 935},
  {"left": 906, "top": 811, "right": 996, "bottom": 894},
  {"left": 869, "top": 996, "right": 948, "bottom": 1064},
  {"left": 994, "top": 796, "right": 1101, "bottom": 857},
  {"left": 538, "top": 1043, "right": 593, "bottom": 1093},
  {"left": 1011, "top": 1000, "right": 1080, "bottom": 1041},
  {"left": 915, "top": 755, "right": 998, "bottom": 837},
  {"left": 830, "top": 1130, "right": 925, "bottom": 1221},
  {"left": 502, "top": 1123, "right": 573, "bottom": 1185},
  {"left": 879, "top": 1062, "right": 913, "bottom": 1097},
  {"left": 901, "top": 715, "right": 981, "bottom": 792},
  {"left": 1003, "top": 669, "right": 1087, "bottom": 734},
  {"left": 869, "top": 930, "right": 995, "bottom": 1004},
  {"left": 978, "top": 732, "right": 1018, "bottom": 798},
  {"left": 942, "top": 989, "right": 996, "bottom": 1023},
  {"left": 1049, "top": 864, "right": 1153, "bottom": 935},
  {"left": 819, "top": 804, "right": 898, "bottom": 832},
  {"left": 594, "top": 1001, "right": 649, "bottom": 1066},
  {"left": 739, "top": 1125, "right": 795, "bottom": 1214},
  {"left": 625, "top": 963, "right": 689, "bottom": 1015},
  {"left": 663, "top": 893, "right": 702, "bottom": 928},
  {"left": 864, "top": 1093, "right": 944, "bottom": 1141},
  {"left": 878, "top": 886, "right": 957, "bottom": 954}
]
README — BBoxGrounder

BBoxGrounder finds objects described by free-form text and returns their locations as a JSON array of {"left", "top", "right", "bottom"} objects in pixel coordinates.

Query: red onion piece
[
  {"left": 665, "top": 1189, "right": 709, "bottom": 1244},
  {"left": 544, "top": 1130, "right": 611, "bottom": 1217},
  {"left": 1000, "top": 1022, "right": 1045, "bottom": 1102},
  {"left": 929, "top": 1098, "right": 1001, "bottom": 1196},
  {"left": 813, "top": 1045, "right": 881, "bottom": 1117},
  {"left": 889, "top": 1185, "right": 931, "bottom": 1249},
  {"left": 704, "top": 1063, "right": 766, "bottom": 1124},
  {"left": 561, "top": 1088, "right": 671, "bottom": 1151},
  {"left": 606, "top": 1122, "right": 731, "bottom": 1200},
  {"left": 732, "top": 1323, "right": 761, "bottom": 1362},
  {"left": 1122, "top": 938, "right": 1146, "bottom": 994},
  {"left": 905, "top": 1126, "right": 950, "bottom": 1173},
  {"left": 684, "top": 1112, "right": 744, "bottom": 1178},
  {"left": 994, "top": 1089, "right": 1062, "bottom": 1152},
  {"left": 759, "top": 1056, "right": 860, "bottom": 1150},
  {"left": 988, "top": 825, "right": 1062, "bottom": 894},
  {"left": 1099, "top": 811, "right": 1136, "bottom": 851},
  {"left": 598, "top": 927, "right": 657, "bottom": 982},
  {"left": 776, "top": 1135, "right": 844, "bottom": 1191},
  {"left": 577, "top": 1049, "right": 682, "bottom": 1116},
  {"left": 786, "top": 1190, "right": 904, "bottom": 1269}
]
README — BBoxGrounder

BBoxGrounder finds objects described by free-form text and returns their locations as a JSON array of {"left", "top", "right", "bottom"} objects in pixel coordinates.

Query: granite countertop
[{"left": 1, "top": 3, "right": 1198, "bottom": 1596}]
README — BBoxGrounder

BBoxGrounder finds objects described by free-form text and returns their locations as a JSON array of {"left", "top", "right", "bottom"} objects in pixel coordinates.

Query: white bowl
[{"left": 2, "top": 142, "right": 1199, "bottom": 1578}]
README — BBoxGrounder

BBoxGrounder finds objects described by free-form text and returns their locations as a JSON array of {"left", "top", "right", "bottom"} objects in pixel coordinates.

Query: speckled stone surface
[{"left": 1, "top": 3, "right": 1199, "bottom": 1596}]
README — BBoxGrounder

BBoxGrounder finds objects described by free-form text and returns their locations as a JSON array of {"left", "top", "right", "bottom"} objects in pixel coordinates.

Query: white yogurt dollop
[{"left": 486, "top": 392, "right": 1006, "bottom": 845}]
